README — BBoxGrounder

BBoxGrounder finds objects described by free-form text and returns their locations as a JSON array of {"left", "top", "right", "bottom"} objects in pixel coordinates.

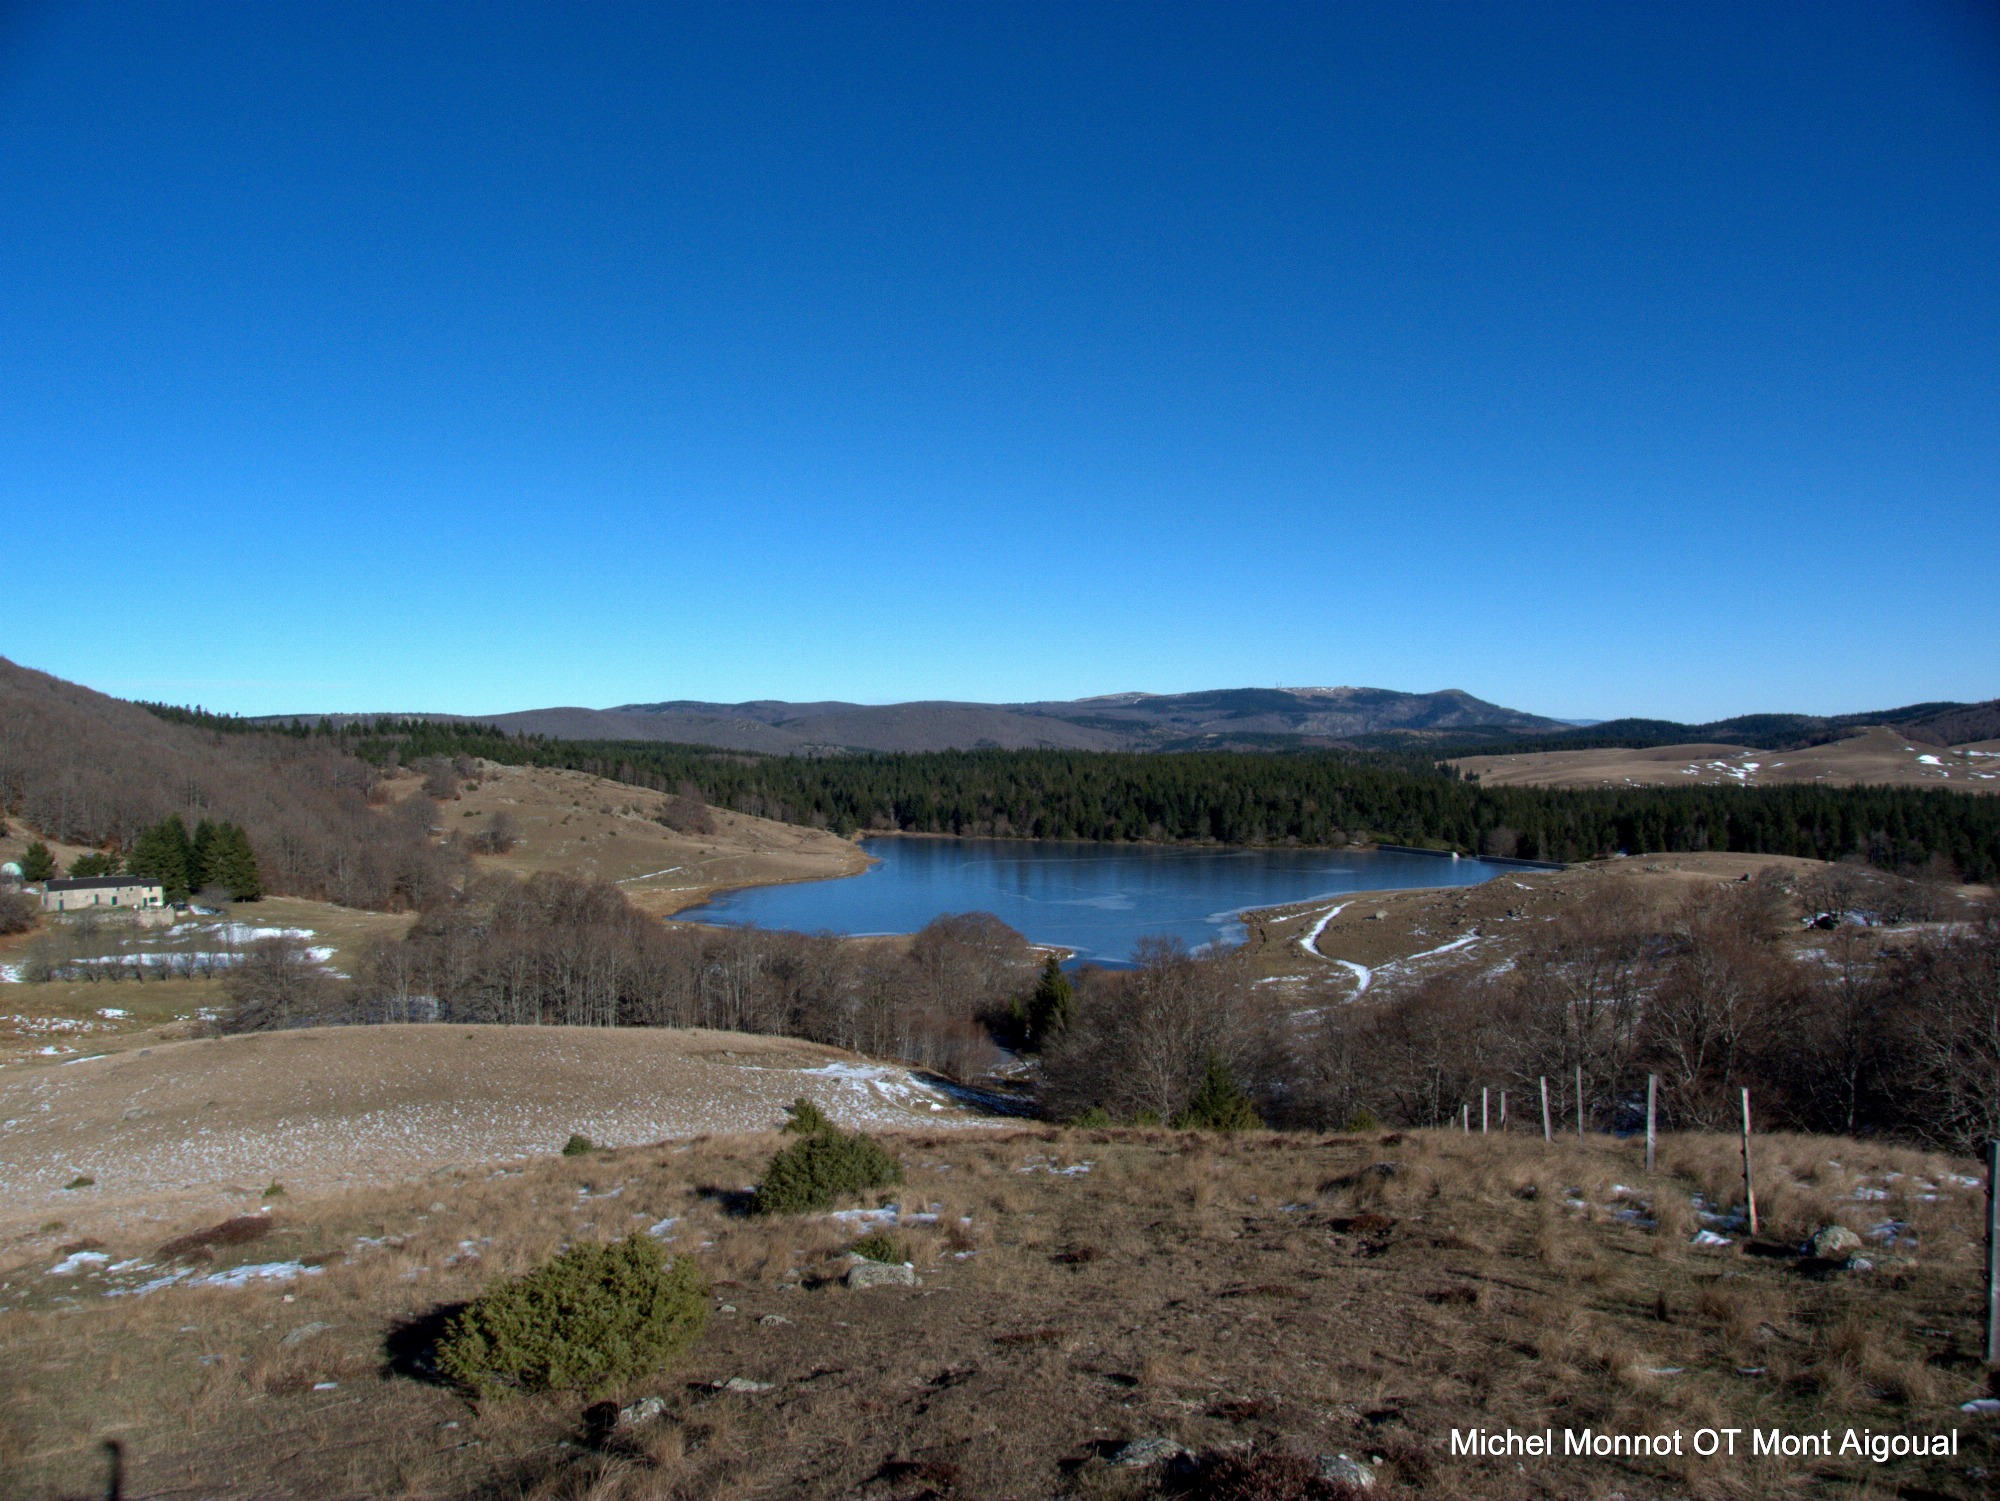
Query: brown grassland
[
  {"left": 408, "top": 761, "right": 868, "bottom": 916},
  {"left": 1450, "top": 727, "right": 2000, "bottom": 795},
  {"left": 1, "top": 1122, "right": 1993, "bottom": 1500}
]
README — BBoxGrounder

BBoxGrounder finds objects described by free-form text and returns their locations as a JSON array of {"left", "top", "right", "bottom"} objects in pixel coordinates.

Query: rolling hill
[{"left": 268, "top": 686, "right": 1568, "bottom": 753}]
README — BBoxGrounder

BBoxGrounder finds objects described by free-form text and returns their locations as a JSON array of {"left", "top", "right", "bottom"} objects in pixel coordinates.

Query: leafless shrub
[
  {"left": 1039, "top": 938, "right": 1283, "bottom": 1124},
  {"left": 467, "top": 809, "right": 521, "bottom": 855},
  {"left": 220, "top": 936, "right": 339, "bottom": 1032},
  {"left": 655, "top": 784, "right": 714, "bottom": 836},
  {"left": 0, "top": 889, "right": 36, "bottom": 935}
]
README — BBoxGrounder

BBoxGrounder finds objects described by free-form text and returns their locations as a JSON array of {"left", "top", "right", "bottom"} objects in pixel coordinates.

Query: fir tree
[
  {"left": 68, "top": 850, "right": 121, "bottom": 878},
  {"left": 190, "top": 818, "right": 218, "bottom": 892},
  {"left": 209, "top": 823, "right": 263, "bottom": 901},
  {"left": 1023, "top": 954, "right": 1074, "bottom": 1048},
  {"left": 129, "top": 815, "right": 194, "bottom": 899},
  {"left": 1173, "top": 1054, "right": 1261, "bottom": 1132},
  {"left": 19, "top": 841, "right": 55, "bottom": 882}
]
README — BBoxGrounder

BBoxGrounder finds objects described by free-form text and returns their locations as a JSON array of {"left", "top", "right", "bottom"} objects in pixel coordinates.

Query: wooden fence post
[
  {"left": 1481, "top": 1088, "right": 1489, "bottom": 1135},
  {"left": 1740, "top": 1087, "right": 1759, "bottom": 1237},
  {"left": 1540, "top": 1076, "right": 1551, "bottom": 1144},
  {"left": 1646, "top": 1074, "right": 1658, "bottom": 1175},
  {"left": 1500, "top": 1090, "right": 1508, "bottom": 1131},
  {"left": 1985, "top": 1139, "right": 1998, "bottom": 1367},
  {"left": 1576, "top": 1064, "right": 1585, "bottom": 1142},
  {"left": 1462, "top": 1103, "right": 1469, "bottom": 1133}
]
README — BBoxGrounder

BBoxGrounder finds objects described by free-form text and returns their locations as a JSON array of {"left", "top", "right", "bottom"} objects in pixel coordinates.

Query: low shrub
[
  {"left": 1173, "top": 1055, "right": 1262, "bottom": 1132},
  {"left": 436, "top": 1234, "right": 707, "bottom": 1398},
  {"left": 783, "top": 1096, "right": 832, "bottom": 1135},
  {"left": 62, "top": 1175, "right": 94, "bottom": 1190},
  {"left": 562, "top": 1133, "right": 594, "bottom": 1157},
  {"left": 751, "top": 1122, "right": 903, "bottom": 1215},
  {"left": 850, "top": 1231, "right": 905, "bottom": 1264}
]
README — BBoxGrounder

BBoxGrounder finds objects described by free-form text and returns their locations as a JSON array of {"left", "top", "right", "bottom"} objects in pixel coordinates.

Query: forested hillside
[
  {"left": 0, "top": 659, "right": 454, "bottom": 907},
  {"left": 316, "top": 719, "right": 2000, "bottom": 879},
  {"left": 1409, "top": 697, "right": 2000, "bottom": 757}
]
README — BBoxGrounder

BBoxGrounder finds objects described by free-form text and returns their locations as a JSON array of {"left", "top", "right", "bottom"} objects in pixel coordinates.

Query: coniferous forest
[{"left": 241, "top": 717, "right": 2000, "bottom": 881}]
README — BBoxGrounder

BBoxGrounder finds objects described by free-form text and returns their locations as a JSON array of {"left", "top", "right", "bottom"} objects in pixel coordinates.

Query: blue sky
[{"left": 3, "top": 2, "right": 1995, "bottom": 722}]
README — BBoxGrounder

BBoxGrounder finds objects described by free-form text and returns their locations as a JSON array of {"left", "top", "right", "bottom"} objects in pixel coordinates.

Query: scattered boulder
[
  {"left": 279, "top": 1320, "right": 335, "bottom": 1348},
  {"left": 1109, "top": 1436, "right": 1188, "bottom": 1468},
  {"left": 1318, "top": 1453, "right": 1377, "bottom": 1488},
  {"left": 618, "top": 1395, "right": 667, "bottom": 1426},
  {"left": 846, "top": 1260, "right": 920, "bottom": 1289},
  {"left": 757, "top": 1313, "right": 792, "bottom": 1327},
  {"left": 720, "top": 1376, "right": 774, "bottom": 1393},
  {"left": 1807, "top": 1225, "right": 1863, "bottom": 1262}
]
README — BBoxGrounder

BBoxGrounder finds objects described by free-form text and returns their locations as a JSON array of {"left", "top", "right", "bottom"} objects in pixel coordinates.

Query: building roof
[{"left": 44, "top": 876, "right": 165, "bottom": 891}]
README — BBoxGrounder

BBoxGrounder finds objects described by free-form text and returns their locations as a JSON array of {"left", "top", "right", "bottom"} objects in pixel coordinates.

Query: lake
[{"left": 681, "top": 837, "right": 1507, "bottom": 963}]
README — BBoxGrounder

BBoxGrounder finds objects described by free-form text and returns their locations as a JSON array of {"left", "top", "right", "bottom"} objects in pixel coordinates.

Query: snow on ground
[
  {"left": 1296, "top": 901, "right": 1352, "bottom": 958},
  {"left": 1330, "top": 959, "right": 1371, "bottom": 996}
]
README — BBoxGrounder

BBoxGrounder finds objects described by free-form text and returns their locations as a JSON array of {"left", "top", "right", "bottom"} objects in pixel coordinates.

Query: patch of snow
[
  {"left": 210, "top": 924, "right": 316, "bottom": 944},
  {"left": 1331, "top": 959, "right": 1371, "bottom": 995},
  {"left": 191, "top": 1260, "right": 322, "bottom": 1289},
  {"left": 97, "top": 1008, "right": 127, "bottom": 1019},
  {"left": 1691, "top": 1230, "right": 1731, "bottom": 1247},
  {"left": 48, "top": 1251, "right": 111, "bottom": 1275},
  {"left": 1297, "top": 902, "right": 1351, "bottom": 958}
]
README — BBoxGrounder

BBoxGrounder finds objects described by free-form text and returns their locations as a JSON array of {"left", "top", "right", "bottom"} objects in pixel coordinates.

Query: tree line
[
  {"left": 212, "top": 857, "right": 2000, "bottom": 1154},
  {"left": 224, "top": 870, "right": 1036, "bottom": 1081},
  {"left": 324, "top": 720, "right": 2000, "bottom": 879}
]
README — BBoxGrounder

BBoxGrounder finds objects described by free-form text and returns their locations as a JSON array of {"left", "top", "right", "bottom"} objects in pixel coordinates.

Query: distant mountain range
[
  {"left": 248, "top": 685, "right": 2000, "bottom": 757},
  {"left": 447, "top": 686, "right": 1566, "bottom": 754}
]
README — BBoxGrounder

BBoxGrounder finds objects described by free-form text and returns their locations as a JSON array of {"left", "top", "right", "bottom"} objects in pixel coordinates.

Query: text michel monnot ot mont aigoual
[{"left": 1451, "top": 1426, "right": 1960, "bottom": 1464}]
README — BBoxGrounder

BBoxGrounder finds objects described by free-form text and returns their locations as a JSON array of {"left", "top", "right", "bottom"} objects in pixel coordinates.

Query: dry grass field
[
  {"left": 1, "top": 1121, "right": 1992, "bottom": 1500},
  {"left": 0, "top": 1025, "right": 987, "bottom": 1252},
  {"left": 1452, "top": 727, "right": 2000, "bottom": 794},
  {"left": 406, "top": 761, "right": 868, "bottom": 915}
]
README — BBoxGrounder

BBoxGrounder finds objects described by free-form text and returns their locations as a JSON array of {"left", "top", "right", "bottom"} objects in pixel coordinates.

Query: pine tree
[
  {"left": 190, "top": 818, "right": 218, "bottom": 892},
  {"left": 129, "top": 815, "right": 194, "bottom": 900},
  {"left": 209, "top": 823, "right": 263, "bottom": 901},
  {"left": 1023, "top": 954, "right": 1074, "bottom": 1048},
  {"left": 19, "top": 841, "right": 55, "bottom": 882},
  {"left": 69, "top": 850, "right": 121, "bottom": 878},
  {"left": 1174, "top": 1054, "right": 1261, "bottom": 1132}
]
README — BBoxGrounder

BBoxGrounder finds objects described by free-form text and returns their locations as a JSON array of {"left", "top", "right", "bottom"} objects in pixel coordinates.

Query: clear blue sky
[{"left": 3, "top": 2, "right": 1995, "bottom": 722}]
